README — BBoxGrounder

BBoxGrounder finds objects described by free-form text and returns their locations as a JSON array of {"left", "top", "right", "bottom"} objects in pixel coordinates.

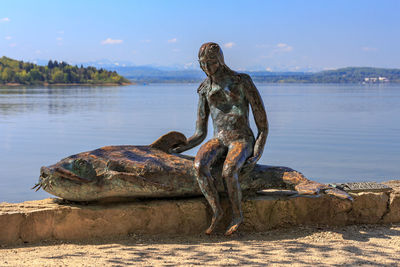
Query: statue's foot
[
  {"left": 295, "top": 181, "right": 353, "bottom": 201},
  {"left": 205, "top": 209, "right": 224, "bottom": 235},
  {"left": 224, "top": 217, "right": 243, "bottom": 236}
]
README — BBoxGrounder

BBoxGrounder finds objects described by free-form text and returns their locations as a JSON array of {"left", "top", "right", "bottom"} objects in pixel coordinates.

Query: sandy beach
[{"left": 1, "top": 224, "right": 399, "bottom": 266}]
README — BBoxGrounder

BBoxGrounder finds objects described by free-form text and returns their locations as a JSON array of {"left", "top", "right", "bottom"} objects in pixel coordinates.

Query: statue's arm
[
  {"left": 243, "top": 74, "right": 269, "bottom": 165},
  {"left": 172, "top": 92, "right": 209, "bottom": 153}
]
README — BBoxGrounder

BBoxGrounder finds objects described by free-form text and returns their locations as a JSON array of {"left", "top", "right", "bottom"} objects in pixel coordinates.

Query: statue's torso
[{"left": 205, "top": 77, "right": 255, "bottom": 145}]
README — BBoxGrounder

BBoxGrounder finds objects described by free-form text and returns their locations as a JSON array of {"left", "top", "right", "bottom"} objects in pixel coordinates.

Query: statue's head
[{"left": 198, "top": 42, "right": 226, "bottom": 76}]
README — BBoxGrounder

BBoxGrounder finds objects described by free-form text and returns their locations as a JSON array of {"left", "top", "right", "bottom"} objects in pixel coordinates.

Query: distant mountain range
[
  {"left": 106, "top": 66, "right": 400, "bottom": 84},
  {"left": 13, "top": 58, "right": 400, "bottom": 84}
]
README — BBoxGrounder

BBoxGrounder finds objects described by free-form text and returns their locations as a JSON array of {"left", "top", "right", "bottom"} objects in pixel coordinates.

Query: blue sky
[{"left": 1, "top": 0, "right": 399, "bottom": 71}]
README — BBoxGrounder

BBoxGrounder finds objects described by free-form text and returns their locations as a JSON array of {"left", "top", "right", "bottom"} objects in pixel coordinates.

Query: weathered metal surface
[
  {"left": 170, "top": 42, "right": 270, "bottom": 235},
  {"left": 149, "top": 131, "right": 187, "bottom": 153},
  {"left": 37, "top": 131, "right": 352, "bottom": 203},
  {"left": 256, "top": 189, "right": 298, "bottom": 197},
  {"left": 330, "top": 182, "right": 392, "bottom": 193}
]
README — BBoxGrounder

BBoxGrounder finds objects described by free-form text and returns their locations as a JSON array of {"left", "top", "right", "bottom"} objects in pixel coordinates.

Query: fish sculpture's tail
[
  {"left": 240, "top": 163, "right": 353, "bottom": 201},
  {"left": 294, "top": 181, "right": 353, "bottom": 200}
]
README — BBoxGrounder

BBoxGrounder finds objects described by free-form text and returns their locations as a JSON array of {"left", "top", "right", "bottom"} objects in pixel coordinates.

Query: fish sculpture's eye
[
  {"left": 73, "top": 159, "right": 89, "bottom": 167},
  {"left": 72, "top": 159, "right": 97, "bottom": 179}
]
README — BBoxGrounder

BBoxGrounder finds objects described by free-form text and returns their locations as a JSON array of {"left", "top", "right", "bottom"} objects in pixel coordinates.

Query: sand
[{"left": 1, "top": 224, "right": 400, "bottom": 266}]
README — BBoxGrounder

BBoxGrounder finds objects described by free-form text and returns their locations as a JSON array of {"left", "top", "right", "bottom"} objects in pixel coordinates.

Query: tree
[
  {"left": 0, "top": 56, "right": 129, "bottom": 85},
  {"left": 52, "top": 69, "right": 64, "bottom": 83},
  {"left": 1, "top": 68, "right": 15, "bottom": 82},
  {"left": 29, "top": 68, "right": 43, "bottom": 82}
]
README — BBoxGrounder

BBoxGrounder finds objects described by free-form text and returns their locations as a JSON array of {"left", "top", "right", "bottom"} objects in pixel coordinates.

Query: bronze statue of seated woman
[
  {"left": 36, "top": 43, "right": 352, "bottom": 236},
  {"left": 172, "top": 42, "right": 269, "bottom": 235}
]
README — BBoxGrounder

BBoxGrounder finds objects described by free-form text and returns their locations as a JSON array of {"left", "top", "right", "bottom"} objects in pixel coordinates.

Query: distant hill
[
  {"left": 108, "top": 66, "right": 400, "bottom": 84},
  {"left": 107, "top": 66, "right": 205, "bottom": 83},
  {"left": 249, "top": 67, "right": 400, "bottom": 83},
  {"left": 0, "top": 57, "right": 131, "bottom": 85}
]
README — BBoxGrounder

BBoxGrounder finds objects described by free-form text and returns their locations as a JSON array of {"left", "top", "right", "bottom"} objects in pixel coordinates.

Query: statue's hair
[
  {"left": 198, "top": 42, "right": 235, "bottom": 75},
  {"left": 198, "top": 42, "right": 225, "bottom": 64}
]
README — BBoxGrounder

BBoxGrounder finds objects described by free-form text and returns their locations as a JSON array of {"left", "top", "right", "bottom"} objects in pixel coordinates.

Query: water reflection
[{"left": 0, "top": 86, "right": 120, "bottom": 116}]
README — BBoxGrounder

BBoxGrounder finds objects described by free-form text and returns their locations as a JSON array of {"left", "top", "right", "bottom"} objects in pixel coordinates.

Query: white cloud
[
  {"left": 56, "top": 37, "right": 63, "bottom": 41},
  {"left": 362, "top": 46, "right": 377, "bottom": 52},
  {"left": 101, "top": 38, "right": 123, "bottom": 45},
  {"left": 276, "top": 43, "right": 293, "bottom": 52},
  {"left": 1, "top": 17, "right": 10, "bottom": 22},
  {"left": 35, "top": 50, "right": 42, "bottom": 54},
  {"left": 5, "top": 36, "right": 12, "bottom": 40},
  {"left": 184, "top": 62, "right": 194, "bottom": 69},
  {"left": 224, "top": 42, "right": 235, "bottom": 48},
  {"left": 172, "top": 48, "right": 180, "bottom": 52},
  {"left": 260, "top": 43, "right": 294, "bottom": 59},
  {"left": 9, "top": 43, "right": 16, "bottom": 47},
  {"left": 141, "top": 39, "right": 151, "bottom": 43},
  {"left": 168, "top": 38, "right": 177, "bottom": 43},
  {"left": 257, "top": 43, "right": 293, "bottom": 52},
  {"left": 57, "top": 30, "right": 64, "bottom": 34}
]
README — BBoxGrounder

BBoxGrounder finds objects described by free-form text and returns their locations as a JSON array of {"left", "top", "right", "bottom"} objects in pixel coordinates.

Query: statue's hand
[
  {"left": 243, "top": 153, "right": 261, "bottom": 171},
  {"left": 171, "top": 145, "right": 187, "bottom": 154}
]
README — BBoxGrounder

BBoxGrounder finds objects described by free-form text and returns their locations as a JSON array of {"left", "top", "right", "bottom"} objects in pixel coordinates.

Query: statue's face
[{"left": 199, "top": 57, "right": 220, "bottom": 76}]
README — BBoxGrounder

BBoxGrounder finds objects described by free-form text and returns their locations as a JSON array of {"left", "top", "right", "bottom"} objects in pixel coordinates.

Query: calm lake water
[{"left": 1, "top": 83, "right": 399, "bottom": 202}]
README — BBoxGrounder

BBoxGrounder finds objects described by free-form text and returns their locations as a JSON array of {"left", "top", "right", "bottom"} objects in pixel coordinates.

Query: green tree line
[{"left": 0, "top": 56, "right": 131, "bottom": 85}]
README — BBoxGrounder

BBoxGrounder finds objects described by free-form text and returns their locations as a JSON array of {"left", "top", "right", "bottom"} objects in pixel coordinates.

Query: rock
[
  {"left": 0, "top": 213, "right": 24, "bottom": 244},
  {"left": 383, "top": 192, "right": 400, "bottom": 223},
  {"left": 1, "top": 180, "right": 399, "bottom": 245},
  {"left": 242, "top": 194, "right": 352, "bottom": 232},
  {"left": 349, "top": 192, "right": 389, "bottom": 224},
  {"left": 0, "top": 198, "right": 210, "bottom": 244},
  {"left": 382, "top": 180, "right": 400, "bottom": 223}
]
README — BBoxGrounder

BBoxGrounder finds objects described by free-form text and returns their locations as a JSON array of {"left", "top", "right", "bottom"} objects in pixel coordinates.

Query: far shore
[
  {"left": 1, "top": 82, "right": 133, "bottom": 87},
  {"left": 3, "top": 81, "right": 400, "bottom": 87}
]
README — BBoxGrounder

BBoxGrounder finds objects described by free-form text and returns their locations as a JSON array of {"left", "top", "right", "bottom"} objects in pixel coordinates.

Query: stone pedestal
[{"left": 1, "top": 181, "right": 399, "bottom": 245}]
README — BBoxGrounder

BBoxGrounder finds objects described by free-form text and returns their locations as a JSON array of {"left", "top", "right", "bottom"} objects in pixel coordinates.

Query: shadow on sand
[{"left": 3, "top": 224, "right": 400, "bottom": 266}]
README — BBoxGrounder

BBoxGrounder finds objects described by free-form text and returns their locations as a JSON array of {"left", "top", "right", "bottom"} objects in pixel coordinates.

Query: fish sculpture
[{"left": 34, "top": 132, "right": 352, "bottom": 202}]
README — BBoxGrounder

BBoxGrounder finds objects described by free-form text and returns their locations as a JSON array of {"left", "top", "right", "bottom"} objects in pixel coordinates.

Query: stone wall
[{"left": 0, "top": 181, "right": 399, "bottom": 245}]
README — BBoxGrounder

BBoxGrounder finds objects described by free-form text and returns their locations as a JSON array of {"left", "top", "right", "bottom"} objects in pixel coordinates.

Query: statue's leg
[
  {"left": 194, "top": 138, "right": 227, "bottom": 235},
  {"left": 222, "top": 141, "right": 253, "bottom": 236}
]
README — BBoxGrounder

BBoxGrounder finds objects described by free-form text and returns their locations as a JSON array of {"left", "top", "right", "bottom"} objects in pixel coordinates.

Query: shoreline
[
  {"left": 1, "top": 82, "right": 133, "bottom": 87},
  {"left": 2, "top": 81, "right": 399, "bottom": 87}
]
